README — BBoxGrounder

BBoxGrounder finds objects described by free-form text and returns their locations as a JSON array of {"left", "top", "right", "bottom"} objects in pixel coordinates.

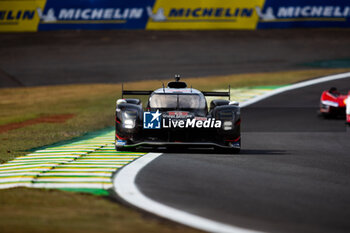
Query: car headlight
[
  {"left": 123, "top": 119, "right": 135, "bottom": 129},
  {"left": 122, "top": 110, "right": 137, "bottom": 129},
  {"left": 123, "top": 111, "right": 137, "bottom": 119},
  {"left": 223, "top": 121, "right": 233, "bottom": 130}
]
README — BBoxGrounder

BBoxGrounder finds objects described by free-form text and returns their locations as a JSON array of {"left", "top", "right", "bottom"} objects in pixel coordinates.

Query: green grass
[
  {"left": 0, "top": 68, "right": 349, "bottom": 233},
  {"left": 0, "top": 188, "right": 198, "bottom": 233}
]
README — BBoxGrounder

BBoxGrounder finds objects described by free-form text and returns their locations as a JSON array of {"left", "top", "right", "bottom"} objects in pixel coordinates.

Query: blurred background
[{"left": 1, "top": 0, "right": 350, "bottom": 87}]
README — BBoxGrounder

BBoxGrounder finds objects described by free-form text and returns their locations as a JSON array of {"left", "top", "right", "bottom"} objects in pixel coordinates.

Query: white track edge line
[
  {"left": 113, "top": 72, "right": 350, "bottom": 233},
  {"left": 113, "top": 153, "right": 261, "bottom": 233},
  {"left": 240, "top": 72, "right": 350, "bottom": 108}
]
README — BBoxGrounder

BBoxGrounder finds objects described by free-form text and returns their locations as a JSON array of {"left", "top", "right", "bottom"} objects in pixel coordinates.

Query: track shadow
[
  {"left": 134, "top": 147, "right": 216, "bottom": 154},
  {"left": 240, "top": 149, "right": 288, "bottom": 155},
  {"left": 134, "top": 147, "right": 287, "bottom": 155}
]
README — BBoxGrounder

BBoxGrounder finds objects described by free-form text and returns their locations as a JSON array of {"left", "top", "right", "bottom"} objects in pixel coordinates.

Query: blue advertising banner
[
  {"left": 37, "top": 0, "right": 156, "bottom": 30},
  {"left": 257, "top": 0, "right": 350, "bottom": 29}
]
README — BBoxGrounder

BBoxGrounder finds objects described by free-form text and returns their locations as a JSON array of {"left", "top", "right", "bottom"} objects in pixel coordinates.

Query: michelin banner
[
  {"left": 0, "top": 0, "right": 155, "bottom": 31},
  {"left": 0, "top": 0, "right": 46, "bottom": 32},
  {"left": 146, "top": 0, "right": 263, "bottom": 30},
  {"left": 1, "top": 0, "right": 350, "bottom": 32},
  {"left": 257, "top": 0, "right": 350, "bottom": 29}
]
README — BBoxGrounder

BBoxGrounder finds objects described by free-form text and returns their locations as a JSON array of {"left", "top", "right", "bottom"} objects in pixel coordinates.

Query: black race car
[{"left": 115, "top": 76, "right": 241, "bottom": 153}]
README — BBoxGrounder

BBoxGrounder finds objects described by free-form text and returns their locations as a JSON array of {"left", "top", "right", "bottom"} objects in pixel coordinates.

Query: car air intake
[
  {"left": 217, "top": 110, "right": 234, "bottom": 120},
  {"left": 167, "top": 81, "right": 187, "bottom": 88}
]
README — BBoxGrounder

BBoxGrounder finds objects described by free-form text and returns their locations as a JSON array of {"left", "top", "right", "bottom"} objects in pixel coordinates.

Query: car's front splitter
[{"left": 121, "top": 141, "right": 240, "bottom": 150}]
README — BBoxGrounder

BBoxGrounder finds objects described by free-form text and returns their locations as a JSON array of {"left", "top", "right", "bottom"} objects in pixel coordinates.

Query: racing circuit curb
[
  {"left": 112, "top": 71, "right": 350, "bottom": 233},
  {"left": 113, "top": 153, "right": 262, "bottom": 233},
  {"left": 0, "top": 130, "right": 145, "bottom": 193}
]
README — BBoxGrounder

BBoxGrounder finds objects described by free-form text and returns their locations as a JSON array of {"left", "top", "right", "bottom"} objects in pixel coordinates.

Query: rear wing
[
  {"left": 202, "top": 85, "right": 231, "bottom": 100},
  {"left": 202, "top": 91, "right": 229, "bottom": 97},
  {"left": 122, "top": 90, "right": 153, "bottom": 97},
  {"left": 121, "top": 83, "right": 153, "bottom": 98},
  {"left": 122, "top": 83, "right": 231, "bottom": 100}
]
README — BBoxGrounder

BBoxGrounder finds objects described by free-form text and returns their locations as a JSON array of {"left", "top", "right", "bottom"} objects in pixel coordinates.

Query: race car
[
  {"left": 320, "top": 87, "right": 350, "bottom": 124},
  {"left": 346, "top": 92, "right": 350, "bottom": 125},
  {"left": 115, "top": 75, "right": 241, "bottom": 153},
  {"left": 320, "top": 87, "right": 347, "bottom": 117}
]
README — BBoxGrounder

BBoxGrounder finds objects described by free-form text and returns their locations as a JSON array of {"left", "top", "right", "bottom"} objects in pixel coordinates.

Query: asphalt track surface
[
  {"left": 1, "top": 29, "right": 350, "bottom": 87},
  {"left": 136, "top": 77, "right": 350, "bottom": 233}
]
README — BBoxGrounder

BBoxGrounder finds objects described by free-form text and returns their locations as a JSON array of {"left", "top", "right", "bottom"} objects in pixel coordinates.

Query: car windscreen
[{"left": 149, "top": 94, "right": 206, "bottom": 109}]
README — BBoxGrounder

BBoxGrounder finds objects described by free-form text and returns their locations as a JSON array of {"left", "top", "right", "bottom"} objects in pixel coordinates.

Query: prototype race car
[
  {"left": 320, "top": 87, "right": 350, "bottom": 124},
  {"left": 115, "top": 75, "right": 241, "bottom": 153},
  {"left": 347, "top": 95, "right": 350, "bottom": 125}
]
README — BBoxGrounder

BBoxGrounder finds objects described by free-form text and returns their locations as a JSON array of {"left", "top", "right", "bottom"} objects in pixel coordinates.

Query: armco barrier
[{"left": 0, "top": 0, "right": 350, "bottom": 32}]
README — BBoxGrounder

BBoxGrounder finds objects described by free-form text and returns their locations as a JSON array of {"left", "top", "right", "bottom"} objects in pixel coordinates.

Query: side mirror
[
  {"left": 210, "top": 99, "right": 230, "bottom": 111},
  {"left": 116, "top": 99, "right": 126, "bottom": 105}
]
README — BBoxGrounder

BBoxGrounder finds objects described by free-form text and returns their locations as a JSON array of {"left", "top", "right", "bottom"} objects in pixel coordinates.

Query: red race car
[
  {"left": 346, "top": 92, "right": 350, "bottom": 125},
  {"left": 320, "top": 87, "right": 350, "bottom": 124}
]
